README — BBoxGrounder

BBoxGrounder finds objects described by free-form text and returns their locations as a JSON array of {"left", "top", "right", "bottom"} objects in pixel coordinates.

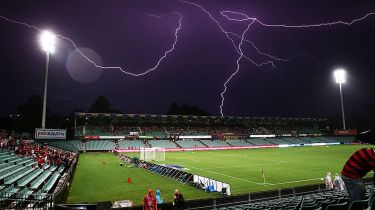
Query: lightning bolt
[
  {"left": 220, "top": 20, "right": 255, "bottom": 116},
  {"left": 1, "top": 12, "right": 182, "bottom": 77},
  {"left": 179, "top": 0, "right": 375, "bottom": 116}
]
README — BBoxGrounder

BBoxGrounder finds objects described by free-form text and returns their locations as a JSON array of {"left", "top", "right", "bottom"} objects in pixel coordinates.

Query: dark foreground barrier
[{"left": 56, "top": 178, "right": 373, "bottom": 210}]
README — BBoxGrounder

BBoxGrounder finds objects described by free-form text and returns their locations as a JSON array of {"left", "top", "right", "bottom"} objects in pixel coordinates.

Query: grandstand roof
[{"left": 74, "top": 112, "right": 327, "bottom": 122}]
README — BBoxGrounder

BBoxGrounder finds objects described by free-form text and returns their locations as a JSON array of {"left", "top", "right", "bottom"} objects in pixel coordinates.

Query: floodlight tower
[
  {"left": 39, "top": 30, "right": 56, "bottom": 128},
  {"left": 334, "top": 69, "right": 347, "bottom": 130}
]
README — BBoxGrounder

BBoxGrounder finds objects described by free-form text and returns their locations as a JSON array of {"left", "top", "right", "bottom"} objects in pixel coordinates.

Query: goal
[{"left": 139, "top": 147, "right": 165, "bottom": 161}]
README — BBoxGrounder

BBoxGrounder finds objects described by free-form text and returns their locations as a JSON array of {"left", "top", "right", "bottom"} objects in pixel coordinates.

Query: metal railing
[{"left": 0, "top": 191, "right": 54, "bottom": 209}]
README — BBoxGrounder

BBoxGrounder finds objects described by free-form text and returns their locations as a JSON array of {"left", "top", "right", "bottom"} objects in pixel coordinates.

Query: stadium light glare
[
  {"left": 333, "top": 68, "right": 347, "bottom": 130},
  {"left": 40, "top": 30, "right": 56, "bottom": 54},
  {"left": 334, "top": 69, "right": 346, "bottom": 84},
  {"left": 40, "top": 30, "right": 56, "bottom": 128}
]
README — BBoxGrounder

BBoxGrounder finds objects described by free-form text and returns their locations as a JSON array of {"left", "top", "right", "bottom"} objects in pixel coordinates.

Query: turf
[{"left": 67, "top": 145, "right": 370, "bottom": 205}]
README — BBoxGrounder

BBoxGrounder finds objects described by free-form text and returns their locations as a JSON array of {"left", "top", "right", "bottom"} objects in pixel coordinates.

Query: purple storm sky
[{"left": 0, "top": 0, "right": 375, "bottom": 120}]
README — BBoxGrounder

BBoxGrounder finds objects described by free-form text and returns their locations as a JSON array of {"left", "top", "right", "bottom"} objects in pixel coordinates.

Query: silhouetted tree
[
  {"left": 89, "top": 96, "right": 123, "bottom": 114},
  {"left": 89, "top": 96, "right": 111, "bottom": 113},
  {"left": 167, "top": 103, "right": 209, "bottom": 116},
  {"left": 17, "top": 95, "right": 45, "bottom": 131}
]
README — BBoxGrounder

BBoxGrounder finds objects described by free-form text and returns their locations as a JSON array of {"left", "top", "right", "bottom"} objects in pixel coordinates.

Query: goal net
[{"left": 139, "top": 147, "right": 165, "bottom": 161}]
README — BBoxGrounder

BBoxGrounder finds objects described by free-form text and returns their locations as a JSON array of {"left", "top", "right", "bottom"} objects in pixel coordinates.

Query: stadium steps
[
  {"left": 17, "top": 169, "right": 44, "bottom": 187},
  {"left": 197, "top": 140, "right": 209, "bottom": 147},
  {"left": 144, "top": 140, "right": 152, "bottom": 148},
  {"left": 225, "top": 141, "right": 234, "bottom": 146},
  {"left": 244, "top": 139, "right": 256, "bottom": 146},
  {"left": 173, "top": 141, "right": 182, "bottom": 148},
  {"left": 4, "top": 166, "right": 34, "bottom": 185},
  {"left": 30, "top": 170, "right": 52, "bottom": 190},
  {"left": 262, "top": 138, "right": 276, "bottom": 145},
  {"left": 42, "top": 172, "right": 59, "bottom": 193}
]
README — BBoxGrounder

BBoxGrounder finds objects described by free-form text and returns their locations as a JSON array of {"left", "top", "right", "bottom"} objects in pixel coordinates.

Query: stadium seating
[
  {"left": 334, "top": 136, "right": 356, "bottom": 143},
  {"left": 246, "top": 138, "right": 272, "bottom": 145},
  {"left": 224, "top": 140, "right": 253, "bottom": 146},
  {"left": 200, "top": 140, "right": 231, "bottom": 147},
  {"left": 4, "top": 166, "right": 34, "bottom": 185},
  {"left": 214, "top": 185, "right": 375, "bottom": 210},
  {"left": 0, "top": 184, "right": 18, "bottom": 201},
  {"left": 266, "top": 138, "right": 292, "bottom": 145},
  {"left": 148, "top": 140, "right": 178, "bottom": 148},
  {"left": 175, "top": 140, "right": 206, "bottom": 148},
  {"left": 42, "top": 172, "right": 60, "bottom": 193},
  {"left": 29, "top": 170, "right": 52, "bottom": 190},
  {"left": 85, "top": 140, "right": 115, "bottom": 151},
  {"left": 17, "top": 169, "right": 44, "bottom": 187},
  {"left": 282, "top": 137, "right": 309, "bottom": 144},
  {"left": 118, "top": 140, "right": 145, "bottom": 148},
  {"left": 0, "top": 148, "right": 72, "bottom": 208}
]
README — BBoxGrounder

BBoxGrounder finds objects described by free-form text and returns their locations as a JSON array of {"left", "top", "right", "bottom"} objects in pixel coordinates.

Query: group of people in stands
[
  {"left": 143, "top": 188, "right": 184, "bottom": 210},
  {"left": 0, "top": 136, "right": 77, "bottom": 169},
  {"left": 325, "top": 172, "right": 345, "bottom": 191}
]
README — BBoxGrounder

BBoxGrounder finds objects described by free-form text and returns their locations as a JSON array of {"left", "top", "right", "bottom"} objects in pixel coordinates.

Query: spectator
[
  {"left": 37, "top": 155, "right": 44, "bottom": 168},
  {"left": 155, "top": 189, "right": 163, "bottom": 210},
  {"left": 341, "top": 148, "right": 375, "bottom": 203},
  {"left": 325, "top": 172, "right": 333, "bottom": 190},
  {"left": 143, "top": 189, "right": 157, "bottom": 210},
  {"left": 173, "top": 189, "right": 184, "bottom": 210},
  {"left": 333, "top": 173, "right": 345, "bottom": 191}
]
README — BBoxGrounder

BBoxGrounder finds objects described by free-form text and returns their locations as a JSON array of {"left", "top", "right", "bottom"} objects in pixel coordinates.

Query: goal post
[{"left": 139, "top": 147, "right": 165, "bottom": 161}]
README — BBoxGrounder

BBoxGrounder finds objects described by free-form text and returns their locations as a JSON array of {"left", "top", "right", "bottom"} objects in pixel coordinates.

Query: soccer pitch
[{"left": 67, "top": 145, "right": 369, "bottom": 205}]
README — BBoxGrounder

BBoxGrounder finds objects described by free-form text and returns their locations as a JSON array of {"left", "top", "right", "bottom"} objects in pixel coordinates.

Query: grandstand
[
  {"left": 0, "top": 112, "right": 363, "bottom": 209},
  {"left": 0, "top": 144, "right": 76, "bottom": 209}
]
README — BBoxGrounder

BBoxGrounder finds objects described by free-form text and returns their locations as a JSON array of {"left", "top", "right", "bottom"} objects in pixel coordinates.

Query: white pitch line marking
[
  {"left": 164, "top": 160, "right": 267, "bottom": 185},
  {"left": 208, "top": 153, "right": 289, "bottom": 164},
  {"left": 207, "top": 162, "right": 287, "bottom": 169},
  {"left": 266, "top": 178, "right": 323, "bottom": 186}
]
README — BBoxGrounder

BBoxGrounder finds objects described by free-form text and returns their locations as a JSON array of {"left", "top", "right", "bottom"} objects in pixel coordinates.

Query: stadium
[
  {"left": 1, "top": 1, "right": 375, "bottom": 210},
  {"left": 0, "top": 113, "right": 373, "bottom": 209}
]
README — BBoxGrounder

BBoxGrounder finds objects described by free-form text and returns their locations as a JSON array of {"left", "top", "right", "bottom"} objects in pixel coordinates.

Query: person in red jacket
[
  {"left": 341, "top": 148, "right": 375, "bottom": 203},
  {"left": 143, "top": 189, "right": 157, "bottom": 210},
  {"left": 37, "top": 155, "right": 44, "bottom": 168}
]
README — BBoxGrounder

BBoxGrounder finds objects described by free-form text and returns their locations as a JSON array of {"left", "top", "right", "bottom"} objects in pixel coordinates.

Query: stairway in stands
[{"left": 197, "top": 140, "right": 209, "bottom": 147}]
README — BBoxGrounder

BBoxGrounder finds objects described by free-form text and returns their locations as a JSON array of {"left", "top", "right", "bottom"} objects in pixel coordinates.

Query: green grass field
[{"left": 67, "top": 145, "right": 370, "bottom": 205}]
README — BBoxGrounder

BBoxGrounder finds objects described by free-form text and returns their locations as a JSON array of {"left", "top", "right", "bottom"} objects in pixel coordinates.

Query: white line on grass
[
  {"left": 207, "top": 162, "right": 287, "bottom": 169},
  {"left": 164, "top": 160, "right": 267, "bottom": 186},
  {"left": 208, "top": 153, "right": 289, "bottom": 164},
  {"left": 266, "top": 178, "right": 323, "bottom": 186}
]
